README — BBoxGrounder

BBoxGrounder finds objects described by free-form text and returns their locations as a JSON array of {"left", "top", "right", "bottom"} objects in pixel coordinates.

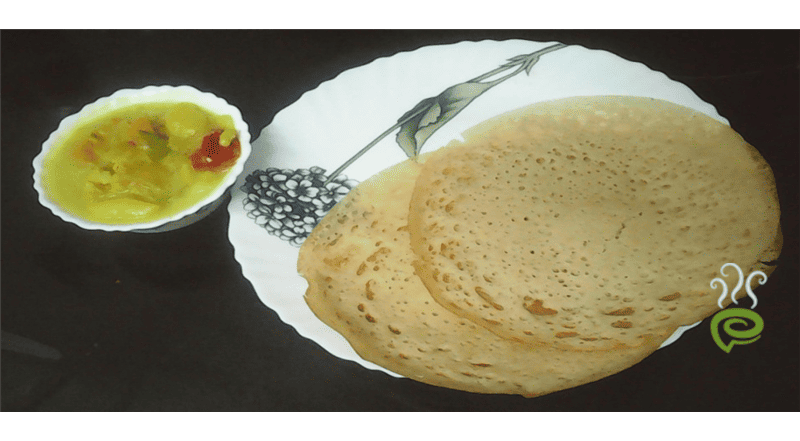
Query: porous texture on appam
[
  {"left": 299, "top": 158, "right": 663, "bottom": 396},
  {"left": 407, "top": 96, "right": 782, "bottom": 352}
]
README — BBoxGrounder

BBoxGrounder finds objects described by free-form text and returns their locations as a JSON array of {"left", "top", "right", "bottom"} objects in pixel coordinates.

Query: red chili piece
[{"left": 190, "top": 131, "right": 241, "bottom": 171}]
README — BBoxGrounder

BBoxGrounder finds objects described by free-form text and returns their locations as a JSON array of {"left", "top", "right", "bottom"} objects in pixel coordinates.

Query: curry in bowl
[{"left": 38, "top": 101, "right": 242, "bottom": 225}]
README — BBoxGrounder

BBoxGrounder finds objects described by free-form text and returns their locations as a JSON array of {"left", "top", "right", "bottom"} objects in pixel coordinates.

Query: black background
[{"left": 2, "top": 30, "right": 798, "bottom": 411}]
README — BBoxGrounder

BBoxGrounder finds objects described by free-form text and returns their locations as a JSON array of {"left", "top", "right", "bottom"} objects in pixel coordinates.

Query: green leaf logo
[
  {"left": 710, "top": 308, "right": 764, "bottom": 353},
  {"left": 709, "top": 263, "right": 769, "bottom": 353}
]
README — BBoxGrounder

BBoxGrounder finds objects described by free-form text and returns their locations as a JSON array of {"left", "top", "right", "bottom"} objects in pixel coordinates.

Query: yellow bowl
[{"left": 32, "top": 85, "right": 252, "bottom": 233}]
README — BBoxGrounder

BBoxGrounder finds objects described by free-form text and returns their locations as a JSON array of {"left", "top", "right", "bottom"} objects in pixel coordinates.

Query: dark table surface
[{"left": 2, "top": 30, "right": 798, "bottom": 411}]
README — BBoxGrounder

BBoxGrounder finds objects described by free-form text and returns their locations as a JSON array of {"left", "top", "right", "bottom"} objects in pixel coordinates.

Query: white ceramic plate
[{"left": 227, "top": 39, "right": 717, "bottom": 378}]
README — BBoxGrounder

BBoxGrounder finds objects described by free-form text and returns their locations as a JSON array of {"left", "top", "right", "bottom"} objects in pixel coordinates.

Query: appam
[
  {"left": 299, "top": 157, "right": 664, "bottom": 396},
  {"left": 407, "top": 96, "right": 782, "bottom": 352}
]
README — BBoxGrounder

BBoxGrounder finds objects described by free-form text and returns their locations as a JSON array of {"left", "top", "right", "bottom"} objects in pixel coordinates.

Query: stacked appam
[{"left": 298, "top": 96, "right": 782, "bottom": 396}]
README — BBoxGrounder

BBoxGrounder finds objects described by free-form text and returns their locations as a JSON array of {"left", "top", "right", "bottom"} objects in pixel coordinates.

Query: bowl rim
[{"left": 32, "top": 84, "right": 252, "bottom": 232}]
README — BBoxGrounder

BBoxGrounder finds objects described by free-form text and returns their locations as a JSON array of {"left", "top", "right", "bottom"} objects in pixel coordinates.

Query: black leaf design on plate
[
  {"left": 394, "top": 43, "right": 566, "bottom": 157},
  {"left": 242, "top": 166, "right": 357, "bottom": 247},
  {"left": 243, "top": 43, "right": 566, "bottom": 245}
]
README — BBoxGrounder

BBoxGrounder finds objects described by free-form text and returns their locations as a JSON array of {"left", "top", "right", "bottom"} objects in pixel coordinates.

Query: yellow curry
[{"left": 40, "top": 102, "right": 241, "bottom": 225}]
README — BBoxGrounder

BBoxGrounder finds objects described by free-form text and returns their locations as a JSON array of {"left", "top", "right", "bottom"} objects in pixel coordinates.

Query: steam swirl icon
[{"left": 709, "top": 263, "right": 767, "bottom": 353}]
